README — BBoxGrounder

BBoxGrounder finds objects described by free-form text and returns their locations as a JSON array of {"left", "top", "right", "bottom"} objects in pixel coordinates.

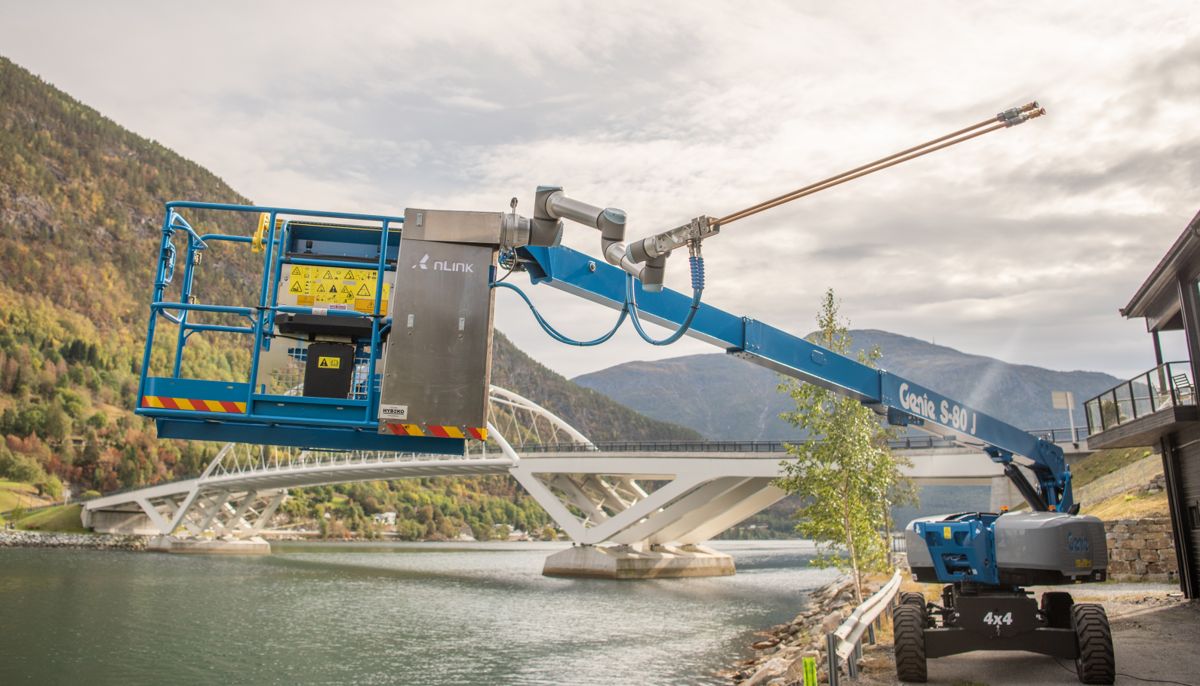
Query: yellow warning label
[
  {"left": 317, "top": 356, "right": 341, "bottom": 369},
  {"left": 283, "top": 265, "right": 391, "bottom": 315},
  {"left": 943, "top": 526, "right": 952, "bottom": 540}
]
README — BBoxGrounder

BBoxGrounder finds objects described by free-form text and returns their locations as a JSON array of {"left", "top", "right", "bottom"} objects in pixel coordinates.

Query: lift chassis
[{"left": 894, "top": 584, "right": 1114, "bottom": 684}]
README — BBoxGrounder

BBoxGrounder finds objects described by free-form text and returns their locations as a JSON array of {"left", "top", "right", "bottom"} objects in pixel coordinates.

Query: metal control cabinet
[{"left": 378, "top": 211, "right": 498, "bottom": 436}]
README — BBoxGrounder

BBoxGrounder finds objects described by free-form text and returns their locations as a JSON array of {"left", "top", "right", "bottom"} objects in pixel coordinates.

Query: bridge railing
[
  {"left": 208, "top": 447, "right": 496, "bottom": 477},
  {"left": 1026, "top": 426, "right": 1090, "bottom": 444},
  {"left": 509, "top": 434, "right": 967, "bottom": 454}
]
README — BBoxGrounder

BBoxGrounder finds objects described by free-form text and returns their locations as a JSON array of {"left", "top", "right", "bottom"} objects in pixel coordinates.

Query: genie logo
[
  {"left": 1066, "top": 532, "right": 1090, "bottom": 553},
  {"left": 897, "top": 383, "right": 937, "bottom": 420}
]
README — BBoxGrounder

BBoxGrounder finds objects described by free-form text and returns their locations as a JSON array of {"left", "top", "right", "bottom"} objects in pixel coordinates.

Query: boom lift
[{"left": 136, "top": 102, "right": 1112, "bottom": 683}]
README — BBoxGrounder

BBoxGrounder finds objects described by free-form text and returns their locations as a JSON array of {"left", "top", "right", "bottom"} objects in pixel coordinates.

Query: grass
[
  {"left": 12, "top": 504, "right": 88, "bottom": 533},
  {"left": 0, "top": 480, "right": 47, "bottom": 512},
  {"left": 1083, "top": 489, "right": 1169, "bottom": 520},
  {"left": 1070, "top": 447, "right": 1154, "bottom": 488}
]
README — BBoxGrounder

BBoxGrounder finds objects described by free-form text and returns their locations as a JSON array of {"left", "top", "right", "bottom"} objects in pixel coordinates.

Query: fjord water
[{"left": 0, "top": 540, "right": 835, "bottom": 685}]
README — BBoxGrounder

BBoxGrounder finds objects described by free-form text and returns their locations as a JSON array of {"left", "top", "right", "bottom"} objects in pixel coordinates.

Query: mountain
[
  {"left": 491, "top": 332, "right": 699, "bottom": 442},
  {"left": 573, "top": 329, "right": 1122, "bottom": 440},
  {"left": 0, "top": 54, "right": 695, "bottom": 508}
]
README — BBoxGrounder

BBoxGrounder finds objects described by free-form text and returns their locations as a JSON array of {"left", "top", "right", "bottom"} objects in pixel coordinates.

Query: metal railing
[
  {"left": 507, "top": 428, "right": 1091, "bottom": 455},
  {"left": 1084, "top": 361, "right": 1195, "bottom": 435},
  {"left": 509, "top": 435, "right": 964, "bottom": 454},
  {"left": 1027, "top": 426, "right": 1090, "bottom": 444},
  {"left": 826, "top": 570, "right": 903, "bottom": 686},
  {"left": 208, "top": 447, "right": 492, "bottom": 478},
  {"left": 137, "top": 201, "right": 403, "bottom": 430}
]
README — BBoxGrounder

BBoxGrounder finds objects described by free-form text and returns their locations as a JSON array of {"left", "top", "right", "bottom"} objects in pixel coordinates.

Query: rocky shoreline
[
  {"left": 718, "top": 575, "right": 883, "bottom": 686},
  {"left": 0, "top": 529, "right": 148, "bottom": 551}
]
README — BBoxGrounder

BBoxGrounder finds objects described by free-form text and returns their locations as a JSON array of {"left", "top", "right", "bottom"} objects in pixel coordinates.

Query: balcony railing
[{"left": 1085, "top": 361, "right": 1196, "bottom": 434}]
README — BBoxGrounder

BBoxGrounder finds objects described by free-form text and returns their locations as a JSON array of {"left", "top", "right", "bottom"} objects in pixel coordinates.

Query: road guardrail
[{"left": 826, "top": 569, "right": 902, "bottom": 685}]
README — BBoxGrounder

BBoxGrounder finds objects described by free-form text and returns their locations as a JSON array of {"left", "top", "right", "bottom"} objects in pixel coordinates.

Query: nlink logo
[{"left": 412, "top": 254, "right": 474, "bottom": 273}]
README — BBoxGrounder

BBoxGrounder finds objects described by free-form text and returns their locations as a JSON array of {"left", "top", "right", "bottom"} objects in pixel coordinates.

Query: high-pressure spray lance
[{"left": 495, "top": 101, "right": 1045, "bottom": 342}]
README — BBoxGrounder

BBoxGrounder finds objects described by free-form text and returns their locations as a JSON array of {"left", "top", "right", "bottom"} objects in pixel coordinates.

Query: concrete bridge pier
[
  {"left": 543, "top": 544, "right": 734, "bottom": 579},
  {"left": 504, "top": 449, "right": 787, "bottom": 579},
  {"left": 146, "top": 535, "right": 271, "bottom": 554},
  {"left": 990, "top": 475, "right": 1025, "bottom": 512}
]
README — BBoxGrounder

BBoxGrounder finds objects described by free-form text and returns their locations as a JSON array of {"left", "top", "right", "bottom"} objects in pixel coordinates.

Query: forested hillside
[
  {"left": 0, "top": 55, "right": 255, "bottom": 497},
  {"left": 0, "top": 55, "right": 695, "bottom": 538}
]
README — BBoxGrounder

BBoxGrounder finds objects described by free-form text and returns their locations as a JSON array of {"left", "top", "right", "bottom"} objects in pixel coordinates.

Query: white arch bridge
[{"left": 82, "top": 386, "right": 1084, "bottom": 578}]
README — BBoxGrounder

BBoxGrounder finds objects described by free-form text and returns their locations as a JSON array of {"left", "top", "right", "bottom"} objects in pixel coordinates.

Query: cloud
[{"left": 1, "top": 1, "right": 1197, "bottom": 380}]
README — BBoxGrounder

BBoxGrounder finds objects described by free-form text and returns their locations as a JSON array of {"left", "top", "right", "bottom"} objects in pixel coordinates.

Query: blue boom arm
[{"left": 517, "top": 244, "right": 1072, "bottom": 513}]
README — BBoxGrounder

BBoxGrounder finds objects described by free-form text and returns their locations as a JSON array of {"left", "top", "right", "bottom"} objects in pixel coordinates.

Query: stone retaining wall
[
  {"left": 1105, "top": 513, "right": 1177, "bottom": 583},
  {"left": 0, "top": 529, "right": 147, "bottom": 551},
  {"left": 720, "top": 574, "right": 884, "bottom": 685}
]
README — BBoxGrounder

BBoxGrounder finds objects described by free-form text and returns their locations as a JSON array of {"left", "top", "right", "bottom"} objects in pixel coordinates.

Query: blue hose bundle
[
  {"left": 492, "top": 281, "right": 628, "bottom": 347},
  {"left": 493, "top": 254, "right": 704, "bottom": 347}
]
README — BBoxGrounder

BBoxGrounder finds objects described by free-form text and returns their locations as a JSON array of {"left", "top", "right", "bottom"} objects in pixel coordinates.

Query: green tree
[{"left": 775, "top": 289, "right": 915, "bottom": 601}]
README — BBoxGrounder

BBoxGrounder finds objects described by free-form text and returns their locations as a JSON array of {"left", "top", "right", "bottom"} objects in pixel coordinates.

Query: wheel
[
  {"left": 1071, "top": 603, "right": 1114, "bottom": 684},
  {"left": 1041, "top": 591, "right": 1074, "bottom": 628},
  {"left": 900, "top": 591, "right": 927, "bottom": 612},
  {"left": 893, "top": 604, "right": 928, "bottom": 683}
]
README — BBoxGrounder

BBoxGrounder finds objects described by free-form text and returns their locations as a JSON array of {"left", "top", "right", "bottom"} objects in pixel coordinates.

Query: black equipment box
[{"left": 303, "top": 342, "right": 355, "bottom": 398}]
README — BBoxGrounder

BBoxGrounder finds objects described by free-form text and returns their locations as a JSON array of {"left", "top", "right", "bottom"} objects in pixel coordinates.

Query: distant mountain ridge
[
  {"left": 490, "top": 332, "right": 700, "bottom": 442},
  {"left": 573, "top": 329, "right": 1121, "bottom": 440}
]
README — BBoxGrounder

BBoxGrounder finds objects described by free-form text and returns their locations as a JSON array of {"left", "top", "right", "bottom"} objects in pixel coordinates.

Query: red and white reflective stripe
[
  {"left": 141, "top": 396, "right": 246, "bottom": 413},
  {"left": 385, "top": 423, "right": 487, "bottom": 440}
]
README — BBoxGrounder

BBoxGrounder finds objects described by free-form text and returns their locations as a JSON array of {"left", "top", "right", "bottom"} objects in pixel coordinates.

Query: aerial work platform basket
[{"left": 136, "top": 201, "right": 495, "bottom": 454}]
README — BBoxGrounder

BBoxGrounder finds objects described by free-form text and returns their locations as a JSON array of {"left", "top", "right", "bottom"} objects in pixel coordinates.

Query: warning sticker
[
  {"left": 379, "top": 404, "right": 408, "bottom": 420},
  {"left": 317, "top": 356, "right": 341, "bottom": 369},
  {"left": 283, "top": 265, "right": 391, "bottom": 314}
]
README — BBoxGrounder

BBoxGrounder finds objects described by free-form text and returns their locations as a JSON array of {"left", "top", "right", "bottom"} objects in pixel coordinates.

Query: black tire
[
  {"left": 900, "top": 591, "right": 926, "bottom": 611},
  {"left": 893, "top": 604, "right": 928, "bottom": 683},
  {"left": 1071, "top": 603, "right": 1115, "bottom": 685},
  {"left": 1041, "top": 591, "right": 1074, "bottom": 628}
]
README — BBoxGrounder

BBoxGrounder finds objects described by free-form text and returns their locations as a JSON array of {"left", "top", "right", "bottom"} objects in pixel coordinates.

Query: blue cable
[
  {"left": 626, "top": 255, "right": 704, "bottom": 346},
  {"left": 492, "top": 254, "right": 704, "bottom": 347},
  {"left": 492, "top": 281, "right": 628, "bottom": 346}
]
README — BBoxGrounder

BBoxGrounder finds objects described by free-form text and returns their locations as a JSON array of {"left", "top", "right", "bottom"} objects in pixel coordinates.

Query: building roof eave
[{"left": 1122, "top": 208, "right": 1200, "bottom": 321}]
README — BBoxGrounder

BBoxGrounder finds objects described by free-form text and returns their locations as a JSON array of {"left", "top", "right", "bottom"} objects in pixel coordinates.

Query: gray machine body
[
  {"left": 377, "top": 209, "right": 499, "bottom": 434},
  {"left": 905, "top": 511, "right": 1108, "bottom": 585}
]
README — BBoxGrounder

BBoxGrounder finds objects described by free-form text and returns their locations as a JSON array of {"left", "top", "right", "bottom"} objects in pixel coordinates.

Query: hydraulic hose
[
  {"left": 492, "top": 281, "right": 628, "bottom": 347},
  {"left": 626, "top": 254, "right": 704, "bottom": 346},
  {"left": 492, "top": 254, "right": 705, "bottom": 347}
]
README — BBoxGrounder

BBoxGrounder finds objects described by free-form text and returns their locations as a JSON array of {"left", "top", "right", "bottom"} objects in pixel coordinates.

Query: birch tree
[{"left": 775, "top": 289, "right": 915, "bottom": 602}]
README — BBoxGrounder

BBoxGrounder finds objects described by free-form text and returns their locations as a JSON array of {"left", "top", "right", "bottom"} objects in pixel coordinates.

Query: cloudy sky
[{"left": 2, "top": 2, "right": 1197, "bottom": 379}]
